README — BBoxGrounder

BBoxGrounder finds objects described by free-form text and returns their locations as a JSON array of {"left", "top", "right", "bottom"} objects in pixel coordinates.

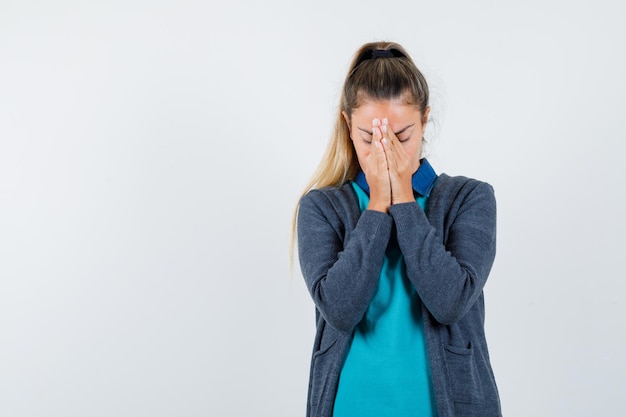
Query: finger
[
  {"left": 380, "top": 119, "right": 396, "bottom": 158},
  {"left": 366, "top": 122, "right": 387, "bottom": 174},
  {"left": 381, "top": 119, "right": 400, "bottom": 150},
  {"left": 372, "top": 123, "right": 388, "bottom": 158},
  {"left": 371, "top": 127, "right": 380, "bottom": 156},
  {"left": 374, "top": 138, "right": 388, "bottom": 171},
  {"left": 381, "top": 126, "right": 408, "bottom": 162},
  {"left": 380, "top": 127, "right": 396, "bottom": 166},
  {"left": 372, "top": 118, "right": 383, "bottom": 143},
  {"left": 382, "top": 138, "right": 398, "bottom": 172},
  {"left": 381, "top": 118, "right": 396, "bottom": 142},
  {"left": 381, "top": 133, "right": 408, "bottom": 174}
]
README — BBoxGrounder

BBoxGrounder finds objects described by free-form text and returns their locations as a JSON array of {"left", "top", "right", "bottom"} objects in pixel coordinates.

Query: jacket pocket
[
  {"left": 313, "top": 337, "right": 337, "bottom": 359},
  {"left": 309, "top": 338, "right": 337, "bottom": 416},
  {"left": 444, "top": 342, "right": 484, "bottom": 404}
]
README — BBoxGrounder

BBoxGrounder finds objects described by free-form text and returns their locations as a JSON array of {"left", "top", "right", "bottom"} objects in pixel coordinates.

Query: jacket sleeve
[
  {"left": 389, "top": 181, "right": 497, "bottom": 325},
  {"left": 297, "top": 190, "right": 393, "bottom": 333}
]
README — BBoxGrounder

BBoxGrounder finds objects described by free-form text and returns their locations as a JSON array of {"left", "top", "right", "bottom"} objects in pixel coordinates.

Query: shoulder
[
  {"left": 433, "top": 173, "right": 495, "bottom": 204},
  {"left": 298, "top": 182, "right": 359, "bottom": 213},
  {"left": 428, "top": 173, "right": 496, "bottom": 224},
  {"left": 297, "top": 183, "right": 363, "bottom": 237}
]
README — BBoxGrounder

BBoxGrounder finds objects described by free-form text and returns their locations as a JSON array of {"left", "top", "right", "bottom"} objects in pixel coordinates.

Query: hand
[
  {"left": 363, "top": 118, "right": 391, "bottom": 213},
  {"left": 380, "top": 118, "right": 416, "bottom": 204}
]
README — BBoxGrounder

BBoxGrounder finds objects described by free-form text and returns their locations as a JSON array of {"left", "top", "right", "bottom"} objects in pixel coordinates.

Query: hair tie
[
  {"left": 371, "top": 49, "right": 395, "bottom": 58},
  {"left": 353, "top": 48, "right": 405, "bottom": 70}
]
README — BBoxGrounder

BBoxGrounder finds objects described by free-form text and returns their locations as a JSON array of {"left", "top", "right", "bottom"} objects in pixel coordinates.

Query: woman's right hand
[{"left": 364, "top": 118, "right": 391, "bottom": 213}]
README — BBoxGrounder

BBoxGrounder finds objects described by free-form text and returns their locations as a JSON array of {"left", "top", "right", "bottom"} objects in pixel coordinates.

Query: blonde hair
[{"left": 290, "top": 41, "right": 430, "bottom": 267}]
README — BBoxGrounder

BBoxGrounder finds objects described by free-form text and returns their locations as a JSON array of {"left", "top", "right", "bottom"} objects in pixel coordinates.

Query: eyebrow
[{"left": 358, "top": 123, "right": 415, "bottom": 136}]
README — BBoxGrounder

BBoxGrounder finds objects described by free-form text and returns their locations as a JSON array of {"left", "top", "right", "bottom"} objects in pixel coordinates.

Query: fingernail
[
  {"left": 383, "top": 118, "right": 388, "bottom": 125},
  {"left": 382, "top": 124, "right": 387, "bottom": 133},
  {"left": 382, "top": 138, "right": 388, "bottom": 146},
  {"left": 374, "top": 140, "right": 380, "bottom": 148},
  {"left": 372, "top": 118, "right": 380, "bottom": 127}
]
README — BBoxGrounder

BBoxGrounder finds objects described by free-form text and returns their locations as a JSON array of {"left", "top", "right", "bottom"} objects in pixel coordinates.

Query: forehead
[{"left": 351, "top": 97, "right": 421, "bottom": 122}]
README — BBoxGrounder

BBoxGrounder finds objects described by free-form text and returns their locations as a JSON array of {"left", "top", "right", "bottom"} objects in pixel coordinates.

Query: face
[{"left": 343, "top": 96, "right": 430, "bottom": 174}]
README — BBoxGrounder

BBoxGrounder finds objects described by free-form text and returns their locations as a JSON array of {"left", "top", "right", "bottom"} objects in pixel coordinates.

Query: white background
[{"left": 1, "top": 1, "right": 625, "bottom": 416}]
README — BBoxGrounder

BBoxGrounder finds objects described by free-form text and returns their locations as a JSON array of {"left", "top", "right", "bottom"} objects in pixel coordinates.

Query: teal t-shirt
[{"left": 332, "top": 182, "right": 437, "bottom": 417}]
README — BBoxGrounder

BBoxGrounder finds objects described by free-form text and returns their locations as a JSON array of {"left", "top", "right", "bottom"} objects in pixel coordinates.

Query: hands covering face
[{"left": 364, "top": 118, "right": 418, "bottom": 213}]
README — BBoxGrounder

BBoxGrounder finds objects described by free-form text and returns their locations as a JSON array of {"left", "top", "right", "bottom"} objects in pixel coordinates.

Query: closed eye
[{"left": 359, "top": 131, "right": 373, "bottom": 144}]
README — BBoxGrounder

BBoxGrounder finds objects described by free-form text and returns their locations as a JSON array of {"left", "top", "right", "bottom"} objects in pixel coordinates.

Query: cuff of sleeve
[
  {"left": 389, "top": 202, "right": 428, "bottom": 237},
  {"left": 359, "top": 208, "right": 393, "bottom": 240}
]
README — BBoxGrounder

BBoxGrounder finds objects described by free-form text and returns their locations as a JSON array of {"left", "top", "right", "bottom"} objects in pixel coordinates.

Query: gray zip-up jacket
[{"left": 297, "top": 173, "right": 502, "bottom": 417}]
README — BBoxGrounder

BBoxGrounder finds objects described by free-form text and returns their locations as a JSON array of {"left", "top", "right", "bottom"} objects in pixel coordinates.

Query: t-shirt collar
[{"left": 354, "top": 158, "right": 438, "bottom": 197}]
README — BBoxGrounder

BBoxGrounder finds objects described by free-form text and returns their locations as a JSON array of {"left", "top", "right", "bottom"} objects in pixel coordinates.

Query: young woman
[{"left": 294, "top": 41, "right": 502, "bottom": 417}]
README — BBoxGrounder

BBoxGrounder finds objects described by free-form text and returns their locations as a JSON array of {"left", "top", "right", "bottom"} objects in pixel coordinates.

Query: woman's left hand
[{"left": 380, "top": 118, "right": 415, "bottom": 204}]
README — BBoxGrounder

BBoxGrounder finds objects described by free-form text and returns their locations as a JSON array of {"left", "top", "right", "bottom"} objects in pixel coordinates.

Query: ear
[
  {"left": 342, "top": 111, "right": 351, "bottom": 134},
  {"left": 422, "top": 106, "right": 431, "bottom": 126}
]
